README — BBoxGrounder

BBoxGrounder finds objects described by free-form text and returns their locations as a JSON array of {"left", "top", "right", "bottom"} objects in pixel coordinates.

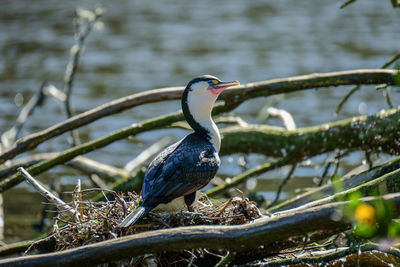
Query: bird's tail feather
[{"left": 119, "top": 206, "right": 152, "bottom": 227}]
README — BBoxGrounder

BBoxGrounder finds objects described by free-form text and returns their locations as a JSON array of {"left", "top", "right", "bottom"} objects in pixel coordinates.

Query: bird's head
[
  {"left": 182, "top": 75, "right": 240, "bottom": 149},
  {"left": 185, "top": 75, "right": 240, "bottom": 98}
]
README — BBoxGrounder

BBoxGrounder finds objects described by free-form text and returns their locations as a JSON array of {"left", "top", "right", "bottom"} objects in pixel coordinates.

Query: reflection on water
[{"left": 0, "top": 1, "right": 399, "bottom": 242}]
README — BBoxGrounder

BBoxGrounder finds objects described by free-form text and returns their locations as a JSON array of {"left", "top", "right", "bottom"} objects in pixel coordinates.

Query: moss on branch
[
  {"left": 220, "top": 108, "right": 400, "bottom": 157},
  {"left": 206, "top": 109, "right": 400, "bottom": 196}
]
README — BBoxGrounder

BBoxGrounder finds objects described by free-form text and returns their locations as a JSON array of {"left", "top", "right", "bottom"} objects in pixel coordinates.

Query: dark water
[{"left": 0, "top": 1, "right": 399, "bottom": 242}]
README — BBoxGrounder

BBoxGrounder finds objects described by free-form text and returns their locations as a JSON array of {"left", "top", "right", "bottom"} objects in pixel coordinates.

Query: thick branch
[
  {"left": 220, "top": 108, "right": 400, "bottom": 157},
  {"left": 0, "top": 69, "right": 397, "bottom": 164},
  {"left": 221, "top": 109, "right": 400, "bottom": 158},
  {"left": 2, "top": 193, "right": 400, "bottom": 267},
  {"left": 207, "top": 108, "right": 400, "bottom": 196}
]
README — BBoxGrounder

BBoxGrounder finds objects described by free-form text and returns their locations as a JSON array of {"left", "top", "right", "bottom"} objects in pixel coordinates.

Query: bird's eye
[{"left": 208, "top": 80, "right": 218, "bottom": 86}]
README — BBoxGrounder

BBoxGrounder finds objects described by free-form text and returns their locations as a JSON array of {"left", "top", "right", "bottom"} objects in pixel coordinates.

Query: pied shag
[{"left": 119, "top": 75, "right": 240, "bottom": 227}]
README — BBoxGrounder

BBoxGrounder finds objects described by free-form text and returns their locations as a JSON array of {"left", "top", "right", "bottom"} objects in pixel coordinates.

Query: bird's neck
[{"left": 182, "top": 91, "right": 221, "bottom": 151}]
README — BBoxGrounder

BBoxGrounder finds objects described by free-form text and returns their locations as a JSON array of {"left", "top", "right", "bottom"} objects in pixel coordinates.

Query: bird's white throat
[{"left": 186, "top": 91, "right": 221, "bottom": 151}]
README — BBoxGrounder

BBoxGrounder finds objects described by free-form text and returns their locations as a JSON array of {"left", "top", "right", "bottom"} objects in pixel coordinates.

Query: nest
[{"left": 52, "top": 189, "right": 262, "bottom": 251}]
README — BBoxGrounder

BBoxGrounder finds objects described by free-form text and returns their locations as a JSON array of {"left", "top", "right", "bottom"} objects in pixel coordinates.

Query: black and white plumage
[{"left": 119, "top": 75, "right": 240, "bottom": 227}]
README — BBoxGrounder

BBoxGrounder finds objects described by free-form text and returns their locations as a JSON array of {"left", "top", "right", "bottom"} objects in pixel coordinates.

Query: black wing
[
  {"left": 141, "top": 133, "right": 220, "bottom": 208},
  {"left": 141, "top": 139, "right": 183, "bottom": 198}
]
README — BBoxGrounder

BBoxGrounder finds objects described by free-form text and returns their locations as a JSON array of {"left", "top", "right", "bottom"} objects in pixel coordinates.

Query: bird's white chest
[{"left": 152, "top": 192, "right": 198, "bottom": 212}]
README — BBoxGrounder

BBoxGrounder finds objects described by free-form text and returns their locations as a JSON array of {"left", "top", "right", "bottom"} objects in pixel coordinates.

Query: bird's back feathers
[{"left": 141, "top": 133, "right": 220, "bottom": 208}]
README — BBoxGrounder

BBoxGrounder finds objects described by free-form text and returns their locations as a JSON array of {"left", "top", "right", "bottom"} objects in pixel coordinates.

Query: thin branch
[
  {"left": 268, "top": 156, "right": 400, "bottom": 212},
  {"left": 0, "top": 69, "right": 397, "bottom": 164},
  {"left": 1, "top": 81, "right": 47, "bottom": 150},
  {"left": 383, "top": 87, "right": 394, "bottom": 108},
  {"left": 335, "top": 85, "right": 360, "bottom": 115},
  {"left": 267, "top": 164, "right": 297, "bottom": 208},
  {"left": 17, "top": 167, "right": 76, "bottom": 218},
  {"left": 318, "top": 151, "right": 348, "bottom": 186},
  {"left": 266, "top": 107, "right": 296, "bottom": 130},
  {"left": 340, "top": 0, "right": 357, "bottom": 9},
  {"left": 63, "top": 8, "right": 103, "bottom": 146},
  {"left": 336, "top": 53, "right": 399, "bottom": 115},
  {"left": 124, "top": 136, "right": 172, "bottom": 173},
  {"left": 381, "top": 53, "right": 400, "bottom": 69},
  {"left": 215, "top": 251, "right": 235, "bottom": 267},
  {"left": 276, "top": 167, "right": 400, "bottom": 215},
  {"left": 214, "top": 116, "right": 249, "bottom": 127},
  {"left": 206, "top": 157, "right": 292, "bottom": 197}
]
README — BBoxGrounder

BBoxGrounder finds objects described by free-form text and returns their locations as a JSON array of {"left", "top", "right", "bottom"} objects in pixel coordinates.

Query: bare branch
[
  {"left": 266, "top": 107, "right": 296, "bottom": 130},
  {"left": 63, "top": 7, "right": 103, "bottom": 146},
  {"left": 18, "top": 167, "right": 76, "bottom": 218},
  {"left": 267, "top": 164, "right": 297, "bottom": 208},
  {"left": 124, "top": 136, "right": 172, "bottom": 173},
  {"left": 1, "top": 82, "right": 47, "bottom": 150},
  {"left": 340, "top": 0, "right": 357, "bottom": 9},
  {"left": 381, "top": 53, "right": 400, "bottom": 69}
]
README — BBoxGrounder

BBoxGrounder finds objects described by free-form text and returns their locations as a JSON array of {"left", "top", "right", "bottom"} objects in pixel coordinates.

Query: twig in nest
[
  {"left": 215, "top": 251, "right": 235, "bottom": 267},
  {"left": 72, "top": 179, "right": 84, "bottom": 222},
  {"left": 17, "top": 167, "right": 76, "bottom": 218},
  {"left": 216, "top": 199, "right": 232, "bottom": 217}
]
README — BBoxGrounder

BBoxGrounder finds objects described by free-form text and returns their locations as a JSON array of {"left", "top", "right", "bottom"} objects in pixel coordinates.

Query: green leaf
[{"left": 354, "top": 223, "right": 376, "bottom": 238}]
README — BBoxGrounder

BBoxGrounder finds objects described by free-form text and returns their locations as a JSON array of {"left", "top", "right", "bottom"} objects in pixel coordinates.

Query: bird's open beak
[{"left": 210, "top": 80, "right": 240, "bottom": 95}]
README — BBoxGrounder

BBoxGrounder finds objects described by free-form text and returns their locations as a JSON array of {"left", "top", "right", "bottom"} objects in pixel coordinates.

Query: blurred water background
[{"left": 0, "top": 0, "right": 399, "bottom": 242}]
